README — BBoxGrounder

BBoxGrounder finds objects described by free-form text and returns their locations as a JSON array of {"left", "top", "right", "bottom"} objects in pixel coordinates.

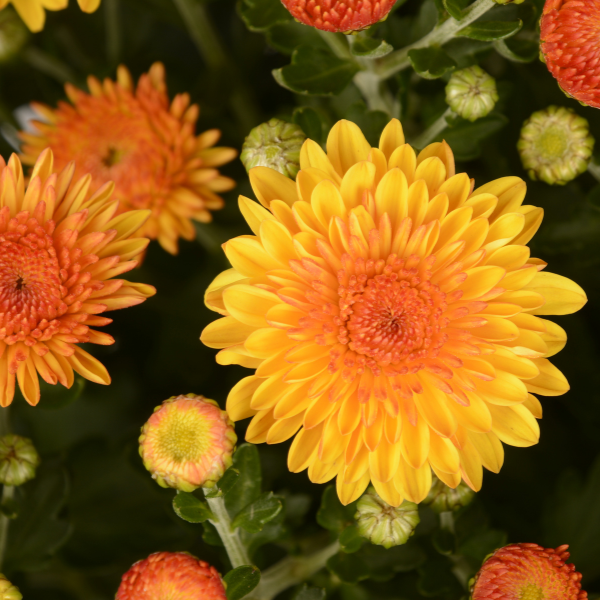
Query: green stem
[
  {"left": 254, "top": 541, "right": 340, "bottom": 600},
  {"left": 171, "top": 0, "right": 258, "bottom": 131},
  {"left": 22, "top": 46, "right": 76, "bottom": 83},
  {"left": 204, "top": 491, "right": 251, "bottom": 569},
  {"left": 411, "top": 107, "right": 454, "bottom": 148},
  {"left": 376, "top": 0, "right": 496, "bottom": 80},
  {"left": 316, "top": 30, "right": 353, "bottom": 60},
  {"left": 439, "top": 511, "right": 455, "bottom": 533},
  {"left": 105, "top": 0, "right": 122, "bottom": 64},
  {"left": 353, "top": 70, "right": 394, "bottom": 114},
  {"left": 0, "top": 485, "right": 13, "bottom": 569},
  {"left": 588, "top": 162, "right": 600, "bottom": 182}
]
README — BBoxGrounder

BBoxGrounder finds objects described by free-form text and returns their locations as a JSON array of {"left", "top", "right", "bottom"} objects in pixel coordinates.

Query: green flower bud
[
  {"left": 0, "top": 435, "right": 40, "bottom": 486},
  {"left": 0, "top": 574, "right": 22, "bottom": 600},
  {"left": 423, "top": 476, "right": 475, "bottom": 513},
  {"left": 518, "top": 105, "right": 594, "bottom": 185},
  {"left": 445, "top": 66, "right": 499, "bottom": 122},
  {"left": 241, "top": 118, "right": 306, "bottom": 179},
  {"left": 355, "top": 487, "right": 420, "bottom": 548},
  {"left": 492, "top": 0, "right": 524, "bottom": 4},
  {"left": 0, "top": 8, "right": 28, "bottom": 63}
]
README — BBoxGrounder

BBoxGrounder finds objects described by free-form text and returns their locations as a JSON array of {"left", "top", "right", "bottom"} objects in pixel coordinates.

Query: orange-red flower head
[
  {"left": 116, "top": 552, "right": 227, "bottom": 600},
  {"left": 540, "top": 0, "right": 600, "bottom": 108},
  {"left": 0, "top": 149, "right": 155, "bottom": 408},
  {"left": 471, "top": 543, "right": 587, "bottom": 600},
  {"left": 20, "top": 63, "right": 237, "bottom": 254},
  {"left": 281, "top": 0, "right": 396, "bottom": 32}
]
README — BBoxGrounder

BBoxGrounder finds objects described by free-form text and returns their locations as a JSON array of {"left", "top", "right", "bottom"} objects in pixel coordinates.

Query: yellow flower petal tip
[
  {"left": 20, "top": 63, "right": 236, "bottom": 253},
  {"left": 200, "top": 117, "right": 585, "bottom": 505},
  {"left": 0, "top": 151, "right": 154, "bottom": 408},
  {"left": 8, "top": 0, "right": 96, "bottom": 32},
  {"left": 139, "top": 394, "right": 237, "bottom": 492}
]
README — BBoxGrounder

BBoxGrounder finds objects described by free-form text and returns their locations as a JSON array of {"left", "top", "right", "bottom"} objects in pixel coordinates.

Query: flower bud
[
  {"left": 470, "top": 544, "right": 587, "bottom": 600},
  {"left": 518, "top": 105, "right": 594, "bottom": 185},
  {"left": 0, "top": 435, "right": 40, "bottom": 486},
  {"left": 423, "top": 476, "right": 475, "bottom": 513},
  {"left": 492, "top": 0, "right": 524, "bottom": 5},
  {"left": 0, "top": 8, "right": 29, "bottom": 63},
  {"left": 139, "top": 394, "right": 236, "bottom": 492},
  {"left": 445, "top": 66, "right": 499, "bottom": 122},
  {"left": 355, "top": 487, "right": 420, "bottom": 548},
  {"left": 241, "top": 118, "right": 306, "bottom": 179},
  {"left": 116, "top": 552, "right": 226, "bottom": 600},
  {"left": 0, "top": 574, "right": 22, "bottom": 600}
]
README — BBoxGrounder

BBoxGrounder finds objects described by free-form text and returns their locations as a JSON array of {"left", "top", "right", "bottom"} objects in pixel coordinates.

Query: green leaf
[
  {"left": 361, "top": 542, "right": 427, "bottom": 582},
  {"left": 172, "top": 492, "right": 213, "bottom": 523},
  {"left": 327, "top": 552, "right": 370, "bottom": 584},
  {"left": 5, "top": 463, "right": 71, "bottom": 572},
  {"left": 241, "top": 510, "right": 285, "bottom": 557},
  {"left": 202, "top": 521, "right": 224, "bottom": 547},
  {"left": 204, "top": 468, "right": 240, "bottom": 499},
  {"left": 232, "top": 491, "right": 283, "bottom": 533},
  {"left": 225, "top": 444, "right": 262, "bottom": 519},
  {"left": 458, "top": 529, "right": 507, "bottom": 563},
  {"left": 408, "top": 47, "right": 457, "bottom": 79},
  {"left": 266, "top": 22, "right": 328, "bottom": 55},
  {"left": 35, "top": 377, "right": 86, "bottom": 411},
  {"left": 443, "top": 0, "right": 469, "bottom": 19},
  {"left": 317, "top": 486, "right": 356, "bottom": 532},
  {"left": 237, "top": 0, "right": 291, "bottom": 32},
  {"left": 351, "top": 38, "right": 393, "bottom": 59},
  {"left": 223, "top": 566, "right": 261, "bottom": 600},
  {"left": 293, "top": 107, "right": 325, "bottom": 144},
  {"left": 339, "top": 524, "right": 364, "bottom": 553},
  {"left": 292, "top": 584, "right": 326, "bottom": 600},
  {"left": 442, "top": 113, "right": 509, "bottom": 161},
  {"left": 457, "top": 19, "right": 522, "bottom": 41},
  {"left": 346, "top": 104, "right": 389, "bottom": 147},
  {"left": 273, "top": 46, "right": 359, "bottom": 96},
  {"left": 417, "top": 557, "right": 463, "bottom": 597},
  {"left": 493, "top": 38, "right": 538, "bottom": 63}
]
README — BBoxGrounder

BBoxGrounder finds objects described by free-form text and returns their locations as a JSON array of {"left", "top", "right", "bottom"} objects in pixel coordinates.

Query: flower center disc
[
  {"left": 519, "top": 583, "right": 545, "bottom": 600},
  {"left": 156, "top": 407, "right": 212, "bottom": 464}
]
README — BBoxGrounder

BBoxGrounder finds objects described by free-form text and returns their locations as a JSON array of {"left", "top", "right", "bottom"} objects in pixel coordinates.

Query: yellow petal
[
  {"left": 447, "top": 391, "right": 492, "bottom": 433},
  {"left": 379, "top": 118, "right": 405, "bottom": 161},
  {"left": 511, "top": 206, "right": 543, "bottom": 246},
  {"left": 226, "top": 376, "right": 261, "bottom": 421},
  {"left": 523, "top": 393, "right": 543, "bottom": 419},
  {"left": 69, "top": 346, "right": 110, "bottom": 385},
  {"left": 216, "top": 345, "right": 263, "bottom": 368},
  {"left": 394, "top": 458, "right": 432, "bottom": 503},
  {"left": 239, "top": 195, "right": 274, "bottom": 235},
  {"left": 337, "top": 469, "right": 370, "bottom": 505},
  {"left": 246, "top": 409, "right": 276, "bottom": 444},
  {"left": 460, "top": 266, "right": 505, "bottom": 300},
  {"left": 484, "top": 213, "right": 524, "bottom": 252},
  {"left": 327, "top": 120, "right": 371, "bottom": 176},
  {"left": 339, "top": 161, "right": 376, "bottom": 209},
  {"left": 539, "top": 319, "right": 567, "bottom": 357},
  {"left": 375, "top": 168, "right": 408, "bottom": 229},
  {"left": 458, "top": 440, "right": 483, "bottom": 491},
  {"left": 201, "top": 316, "right": 257, "bottom": 349},
  {"left": 428, "top": 433, "right": 460, "bottom": 474},
  {"left": 299, "top": 139, "right": 341, "bottom": 183},
  {"left": 400, "top": 412, "right": 430, "bottom": 469},
  {"left": 525, "top": 358, "right": 569, "bottom": 396},
  {"left": 369, "top": 437, "right": 401, "bottom": 483},
  {"left": 12, "top": 0, "right": 45, "bottom": 31},
  {"left": 389, "top": 144, "right": 417, "bottom": 184},
  {"left": 260, "top": 220, "right": 297, "bottom": 264},
  {"left": 417, "top": 140, "right": 455, "bottom": 178},
  {"left": 267, "top": 413, "right": 304, "bottom": 444},
  {"left": 371, "top": 477, "right": 403, "bottom": 507},
  {"left": 311, "top": 179, "right": 347, "bottom": 228},
  {"left": 245, "top": 328, "right": 293, "bottom": 358},
  {"left": 77, "top": 0, "right": 100, "bottom": 12},
  {"left": 488, "top": 403, "right": 540, "bottom": 447},
  {"left": 224, "top": 236, "right": 283, "bottom": 277},
  {"left": 467, "top": 431, "right": 504, "bottom": 473},
  {"left": 439, "top": 173, "right": 470, "bottom": 211},
  {"left": 249, "top": 167, "right": 298, "bottom": 208},
  {"left": 524, "top": 272, "right": 587, "bottom": 316},
  {"left": 415, "top": 378, "right": 457, "bottom": 438},
  {"left": 205, "top": 268, "right": 247, "bottom": 315},
  {"left": 474, "top": 176, "right": 526, "bottom": 221},
  {"left": 476, "top": 370, "right": 528, "bottom": 406},
  {"left": 288, "top": 423, "right": 323, "bottom": 472},
  {"left": 414, "top": 156, "right": 446, "bottom": 197},
  {"left": 222, "top": 284, "right": 280, "bottom": 328}
]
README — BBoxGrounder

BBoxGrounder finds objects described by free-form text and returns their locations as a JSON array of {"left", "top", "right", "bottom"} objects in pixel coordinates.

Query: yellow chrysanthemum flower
[
  {"left": 0, "top": 0, "right": 99, "bottom": 33},
  {"left": 201, "top": 119, "right": 587, "bottom": 507},
  {"left": 20, "top": 63, "right": 237, "bottom": 254}
]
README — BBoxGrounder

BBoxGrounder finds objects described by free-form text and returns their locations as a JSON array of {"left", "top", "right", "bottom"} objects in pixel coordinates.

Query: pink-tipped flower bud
[
  {"left": 139, "top": 394, "right": 237, "bottom": 492},
  {"left": 116, "top": 552, "right": 226, "bottom": 600}
]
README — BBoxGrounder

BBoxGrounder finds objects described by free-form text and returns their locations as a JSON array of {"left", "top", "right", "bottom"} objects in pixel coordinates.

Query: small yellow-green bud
[
  {"left": 0, "top": 574, "right": 22, "bottom": 600},
  {"left": 493, "top": 0, "right": 524, "bottom": 4},
  {"left": 139, "top": 394, "right": 237, "bottom": 492},
  {"left": 355, "top": 487, "right": 420, "bottom": 548},
  {"left": 241, "top": 118, "right": 306, "bottom": 179},
  {"left": 0, "top": 435, "right": 40, "bottom": 486},
  {"left": 423, "top": 476, "right": 475, "bottom": 513},
  {"left": 518, "top": 105, "right": 594, "bottom": 185},
  {"left": 445, "top": 66, "right": 499, "bottom": 122},
  {"left": 0, "top": 8, "right": 28, "bottom": 63}
]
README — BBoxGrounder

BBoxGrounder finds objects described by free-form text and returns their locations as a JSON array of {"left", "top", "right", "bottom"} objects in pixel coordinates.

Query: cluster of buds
[
  {"left": 354, "top": 487, "right": 420, "bottom": 548},
  {"left": 518, "top": 106, "right": 594, "bottom": 185},
  {"left": 423, "top": 476, "right": 475, "bottom": 513},
  {"left": 0, "top": 435, "right": 39, "bottom": 487},
  {"left": 241, "top": 118, "right": 306, "bottom": 179},
  {"left": 139, "top": 394, "right": 236, "bottom": 492},
  {"left": 0, "top": 575, "right": 21, "bottom": 600},
  {"left": 445, "top": 66, "right": 499, "bottom": 122}
]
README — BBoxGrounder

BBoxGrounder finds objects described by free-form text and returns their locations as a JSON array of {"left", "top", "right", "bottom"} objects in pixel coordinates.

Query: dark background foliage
[{"left": 2, "top": 0, "right": 600, "bottom": 597}]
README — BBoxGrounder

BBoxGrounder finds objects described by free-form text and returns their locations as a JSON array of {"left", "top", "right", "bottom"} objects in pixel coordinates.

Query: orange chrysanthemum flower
[
  {"left": 0, "top": 0, "right": 99, "bottom": 33},
  {"left": 281, "top": 0, "right": 396, "bottom": 32},
  {"left": 116, "top": 552, "right": 226, "bottom": 600},
  {"left": 201, "top": 119, "right": 587, "bottom": 507},
  {"left": 0, "top": 149, "right": 155, "bottom": 407},
  {"left": 540, "top": 0, "right": 600, "bottom": 109},
  {"left": 471, "top": 543, "right": 587, "bottom": 600},
  {"left": 20, "top": 63, "right": 237, "bottom": 255}
]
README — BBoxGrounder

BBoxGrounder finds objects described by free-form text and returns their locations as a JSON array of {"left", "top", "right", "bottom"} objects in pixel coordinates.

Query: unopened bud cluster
[
  {"left": 0, "top": 435, "right": 40, "bottom": 486},
  {"left": 241, "top": 118, "right": 306, "bottom": 179},
  {"left": 0, "top": 574, "right": 21, "bottom": 600},
  {"left": 445, "top": 66, "right": 499, "bottom": 122},
  {"left": 518, "top": 105, "right": 594, "bottom": 185},
  {"left": 423, "top": 476, "right": 475, "bottom": 513},
  {"left": 355, "top": 487, "right": 420, "bottom": 548}
]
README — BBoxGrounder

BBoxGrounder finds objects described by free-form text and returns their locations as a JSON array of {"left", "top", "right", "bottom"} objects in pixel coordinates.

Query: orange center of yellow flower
[{"left": 0, "top": 213, "right": 66, "bottom": 343}]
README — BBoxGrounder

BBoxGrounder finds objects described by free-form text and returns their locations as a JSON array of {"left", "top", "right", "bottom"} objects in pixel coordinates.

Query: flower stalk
[{"left": 411, "top": 107, "right": 454, "bottom": 148}]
